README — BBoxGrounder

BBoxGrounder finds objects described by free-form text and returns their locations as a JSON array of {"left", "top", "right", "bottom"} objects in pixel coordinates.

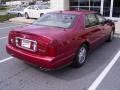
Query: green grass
[
  {"left": 0, "top": 14, "right": 16, "bottom": 22},
  {"left": 0, "top": 6, "right": 8, "bottom": 10}
]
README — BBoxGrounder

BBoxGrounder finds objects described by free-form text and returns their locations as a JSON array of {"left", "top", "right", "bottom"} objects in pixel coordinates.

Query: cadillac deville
[{"left": 6, "top": 10, "right": 115, "bottom": 70}]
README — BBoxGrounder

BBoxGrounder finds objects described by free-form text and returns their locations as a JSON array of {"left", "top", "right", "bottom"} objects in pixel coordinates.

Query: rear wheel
[
  {"left": 40, "top": 13, "right": 44, "bottom": 17},
  {"left": 25, "top": 13, "right": 29, "bottom": 19},
  {"left": 72, "top": 44, "right": 88, "bottom": 67}
]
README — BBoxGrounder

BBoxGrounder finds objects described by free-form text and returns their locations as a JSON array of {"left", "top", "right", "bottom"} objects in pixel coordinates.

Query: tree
[
  {"left": 1, "top": 0, "right": 12, "bottom": 2},
  {"left": 1, "top": 0, "right": 12, "bottom": 3}
]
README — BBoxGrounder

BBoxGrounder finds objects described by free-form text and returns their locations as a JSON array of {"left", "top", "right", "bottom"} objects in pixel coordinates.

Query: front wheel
[
  {"left": 40, "top": 13, "right": 44, "bottom": 17},
  {"left": 72, "top": 44, "right": 88, "bottom": 67},
  {"left": 18, "top": 13, "right": 22, "bottom": 17},
  {"left": 107, "top": 30, "right": 114, "bottom": 42},
  {"left": 25, "top": 13, "right": 29, "bottom": 19}
]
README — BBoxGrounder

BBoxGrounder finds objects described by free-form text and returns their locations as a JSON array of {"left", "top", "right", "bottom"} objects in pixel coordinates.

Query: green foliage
[
  {"left": 0, "top": 14, "right": 16, "bottom": 22},
  {"left": 0, "top": 6, "right": 8, "bottom": 10},
  {"left": 1, "top": 0, "right": 12, "bottom": 2}
]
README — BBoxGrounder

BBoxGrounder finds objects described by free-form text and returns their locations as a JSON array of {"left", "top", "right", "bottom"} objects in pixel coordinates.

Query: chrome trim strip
[{"left": 15, "top": 37, "right": 37, "bottom": 52}]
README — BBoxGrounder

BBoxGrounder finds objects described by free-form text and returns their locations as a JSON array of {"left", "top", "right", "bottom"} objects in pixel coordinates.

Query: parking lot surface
[{"left": 0, "top": 22, "right": 120, "bottom": 90}]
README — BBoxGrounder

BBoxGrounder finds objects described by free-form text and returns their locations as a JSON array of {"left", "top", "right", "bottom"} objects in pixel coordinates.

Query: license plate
[{"left": 21, "top": 39, "right": 31, "bottom": 49}]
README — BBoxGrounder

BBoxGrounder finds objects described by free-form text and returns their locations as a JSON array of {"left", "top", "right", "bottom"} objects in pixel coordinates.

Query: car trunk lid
[{"left": 9, "top": 25, "right": 66, "bottom": 56}]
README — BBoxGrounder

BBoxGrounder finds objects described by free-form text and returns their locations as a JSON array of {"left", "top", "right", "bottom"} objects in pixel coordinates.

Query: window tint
[
  {"left": 28, "top": 6, "right": 32, "bottom": 9},
  {"left": 85, "top": 15, "right": 90, "bottom": 28},
  {"left": 96, "top": 14, "right": 106, "bottom": 23},
  {"left": 31, "top": 6, "right": 35, "bottom": 9},
  {"left": 87, "top": 14, "right": 98, "bottom": 26},
  {"left": 33, "top": 13, "right": 77, "bottom": 28},
  {"left": 37, "top": 6, "right": 42, "bottom": 9}
]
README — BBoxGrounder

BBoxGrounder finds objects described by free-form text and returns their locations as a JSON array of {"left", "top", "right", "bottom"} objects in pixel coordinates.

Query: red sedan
[{"left": 6, "top": 10, "right": 115, "bottom": 70}]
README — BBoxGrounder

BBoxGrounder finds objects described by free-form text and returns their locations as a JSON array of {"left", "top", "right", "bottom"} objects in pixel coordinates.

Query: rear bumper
[{"left": 6, "top": 44, "right": 74, "bottom": 70}]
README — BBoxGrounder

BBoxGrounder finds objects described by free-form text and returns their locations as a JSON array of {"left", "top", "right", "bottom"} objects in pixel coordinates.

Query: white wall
[
  {"left": 6, "top": 1, "right": 29, "bottom": 6},
  {"left": 6, "top": 1, "right": 22, "bottom": 6},
  {"left": 50, "top": 0, "right": 69, "bottom": 11}
]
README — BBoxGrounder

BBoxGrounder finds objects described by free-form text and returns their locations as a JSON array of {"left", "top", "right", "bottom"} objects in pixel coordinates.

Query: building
[
  {"left": 50, "top": 0, "right": 120, "bottom": 21},
  {"left": 6, "top": 0, "right": 33, "bottom": 6}
]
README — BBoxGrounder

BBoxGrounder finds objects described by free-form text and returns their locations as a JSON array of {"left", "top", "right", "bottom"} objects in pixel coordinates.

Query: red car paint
[{"left": 6, "top": 10, "right": 115, "bottom": 70}]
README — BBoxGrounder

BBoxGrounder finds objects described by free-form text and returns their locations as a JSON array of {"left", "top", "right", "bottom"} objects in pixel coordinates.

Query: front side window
[
  {"left": 96, "top": 14, "right": 106, "bottom": 23},
  {"left": 33, "top": 13, "right": 77, "bottom": 28}
]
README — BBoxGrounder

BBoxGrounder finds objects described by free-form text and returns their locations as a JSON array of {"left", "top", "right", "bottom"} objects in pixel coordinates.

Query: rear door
[
  {"left": 84, "top": 13, "right": 103, "bottom": 49},
  {"left": 30, "top": 6, "right": 38, "bottom": 18}
]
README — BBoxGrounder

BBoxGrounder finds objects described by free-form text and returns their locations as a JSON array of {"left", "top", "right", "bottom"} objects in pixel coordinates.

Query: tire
[
  {"left": 18, "top": 13, "right": 22, "bottom": 17},
  {"left": 72, "top": 44, "right": 88, "bottom": 67},
  {"left": 107, "top": 30, "right": 114, "bottom": 42},
  {"left": 7, "top": 13, "right": 10, "bottom": 15},
  {"left": 40, "top": 13, "right": 44, "bottom": 17},
  {"left": 25, "top": 13, "right": 29, "bottom": 19}
]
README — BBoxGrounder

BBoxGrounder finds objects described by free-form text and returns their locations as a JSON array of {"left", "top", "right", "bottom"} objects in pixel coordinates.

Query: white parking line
[
  {"left": 0, "top": 57, "right": 13, "bottom": 64},
  {"left": 115, "top": 35, "right": 120, "bottom": 38},
  {"left": 0, "top": 25, "right": 22, "bottom": 30},
  {"left": 88, "top": 50, "right": 120, "bottom": 90},
  {"left": 0, "top": 36, "right": 8, "bottom": 40}
]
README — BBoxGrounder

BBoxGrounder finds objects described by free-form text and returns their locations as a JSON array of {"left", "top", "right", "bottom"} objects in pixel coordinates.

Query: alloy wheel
[{"left": 78, "top": 46, "right": 87, "bottom": 64}]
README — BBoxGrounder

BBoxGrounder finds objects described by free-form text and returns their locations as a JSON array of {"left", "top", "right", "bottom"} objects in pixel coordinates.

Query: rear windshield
[
  {"left": 33, "top": 13, "right": 77, "bottom": 28},
  {"left": 37, "top": 5, "right": 50, "bottom": 9}
]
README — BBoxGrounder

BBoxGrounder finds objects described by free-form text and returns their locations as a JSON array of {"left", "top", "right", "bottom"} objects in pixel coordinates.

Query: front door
[{"left": 84, "top": 13, "right": 103, "bottom": 49}]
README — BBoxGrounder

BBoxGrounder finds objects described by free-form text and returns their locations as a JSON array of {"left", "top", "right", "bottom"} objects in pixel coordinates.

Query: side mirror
[
  {"left": 104, "top": 19, "right": 114, "bottom": 26},
  {"left": 105, "top": 19, "right": 112, "bottom": 23},
  {"left": 36, "top": 8, "right": 39, "bottom": 10}
]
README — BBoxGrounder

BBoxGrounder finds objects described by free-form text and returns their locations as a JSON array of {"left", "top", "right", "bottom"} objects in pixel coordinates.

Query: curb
[{"left": 9, "top": 17, "right": 35, "bottom": 24}]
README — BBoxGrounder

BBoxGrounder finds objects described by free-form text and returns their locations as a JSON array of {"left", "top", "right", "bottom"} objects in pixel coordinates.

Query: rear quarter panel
[{"left": 55, "top": 14, "right": 86, "bottom": 60}]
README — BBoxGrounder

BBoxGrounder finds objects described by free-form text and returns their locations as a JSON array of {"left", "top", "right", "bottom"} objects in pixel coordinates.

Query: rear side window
[{"left": 87, "top": 14, "right": 98, "bottom": 26}]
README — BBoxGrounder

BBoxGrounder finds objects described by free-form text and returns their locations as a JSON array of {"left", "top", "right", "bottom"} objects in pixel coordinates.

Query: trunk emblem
[{"left": 23, "top": 35, "right": 26, "bottom": 38}]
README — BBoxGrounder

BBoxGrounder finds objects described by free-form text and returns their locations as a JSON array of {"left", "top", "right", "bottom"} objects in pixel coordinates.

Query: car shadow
[{"left": 26, "top": 37, "right": 120, "bottom": 81}]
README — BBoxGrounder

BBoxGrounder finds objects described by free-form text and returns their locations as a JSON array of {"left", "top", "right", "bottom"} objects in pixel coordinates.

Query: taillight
[
  {"left": 47, "top": 40, "right": 58, "bottom": 57},
  {"left": 47, "top": 44, "right": 57, "bottom": 57},
  {"left": 9, "top": 31, "right": 14, "bottom": 44}
]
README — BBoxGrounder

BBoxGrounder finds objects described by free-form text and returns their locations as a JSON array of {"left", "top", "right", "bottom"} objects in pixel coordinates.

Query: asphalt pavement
[{"left": 0, "top": 22, "right": 120, "bottom": 90}]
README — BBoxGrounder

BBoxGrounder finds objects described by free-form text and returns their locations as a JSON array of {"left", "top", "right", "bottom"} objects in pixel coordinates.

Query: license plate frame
[{"left": 16, "top": 37, "right": 37, "bottom": 52}]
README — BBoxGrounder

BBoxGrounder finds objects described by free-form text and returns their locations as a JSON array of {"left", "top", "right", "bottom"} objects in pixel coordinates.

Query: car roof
[{"left": 51, "top": 10, "right": 96, "bottom": 15}]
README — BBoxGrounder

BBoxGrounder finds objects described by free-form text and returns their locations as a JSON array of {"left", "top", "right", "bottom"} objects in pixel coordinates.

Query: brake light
[
  {"left": 9, "top": 31, "right": 15, "bottom": 44},
  {"left": 47, "top": 41, "right": 58, "bottom": 57}
]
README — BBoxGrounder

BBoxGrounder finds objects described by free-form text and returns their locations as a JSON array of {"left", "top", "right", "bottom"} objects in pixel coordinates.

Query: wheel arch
[
  {"left": 82, "top": 41, "right": 90, "bottom": 51},
  {"left": 112, "top": 26, "right": 115, "bottom": 34},
  {"left": 40, "top": 13, "right": 44, "bottom": 17}
]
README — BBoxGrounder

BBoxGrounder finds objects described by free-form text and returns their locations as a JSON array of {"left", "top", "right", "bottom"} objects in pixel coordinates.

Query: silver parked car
[{"left": 7, "top": 7, "right": 25, "bottom": 17}]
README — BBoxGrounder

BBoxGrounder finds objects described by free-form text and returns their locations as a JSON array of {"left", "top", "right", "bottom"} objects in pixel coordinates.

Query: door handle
[{"left": 91, "top": 29, "right": 100, "bottom": 33}]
